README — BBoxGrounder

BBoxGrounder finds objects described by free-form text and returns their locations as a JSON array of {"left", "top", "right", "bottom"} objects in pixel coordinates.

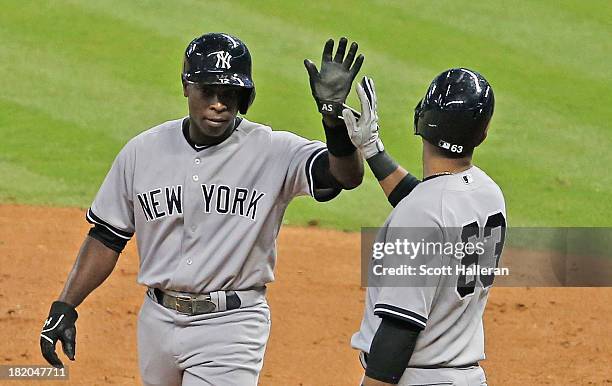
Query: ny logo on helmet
[{"left": 207, "top": 51, "right": 232, "bottom": 69}]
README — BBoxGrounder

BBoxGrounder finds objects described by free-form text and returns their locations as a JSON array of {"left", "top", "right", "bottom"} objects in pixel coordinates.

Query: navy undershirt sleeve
[{"left": 365, "top": 316, "right": 421, "bottom": 384}]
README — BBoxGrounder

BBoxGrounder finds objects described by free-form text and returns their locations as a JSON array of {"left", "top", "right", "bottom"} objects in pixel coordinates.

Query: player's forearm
[
  {"left": 366, "top": 151, "right": 420, "bottom": 206},
  {"left": 376, "top": 166, "right": 408, "bottom": 197},
  {"left": 366, "top": 150, "right": 401, "bottom": 194},
  {"left": 328, "top": 151, "right": 364, "bottom": 189},
  {"left": 364, "top": 316, "right": 420, "bottom": 384},
  {"left": 58, "top": 236, "right": 120, "bottom": 307}
]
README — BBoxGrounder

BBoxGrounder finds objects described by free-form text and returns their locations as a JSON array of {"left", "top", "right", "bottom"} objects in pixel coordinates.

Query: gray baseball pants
[
  {"left": 395, "top": 366, "right": 487, "bottom": 385},
  {"left": 359, "top": 353, "right": 487, "bottom": 385},
  {"left": 137, "top": 288, "right": 270, "bottom": 386}
]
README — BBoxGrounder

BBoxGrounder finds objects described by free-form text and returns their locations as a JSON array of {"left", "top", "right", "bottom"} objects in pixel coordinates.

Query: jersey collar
[
  {"left": 422, "top": 172, "right": 452, "bottom": 182},
  {"left": 422, "top": 166, "right": 475, "bottom": 182}
]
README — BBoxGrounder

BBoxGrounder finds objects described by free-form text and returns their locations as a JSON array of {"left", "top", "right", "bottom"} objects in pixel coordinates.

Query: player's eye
[
  {"left": 197, "top": 86, "right": 215, "bottom": 98},
  {"left": 219, "top": 88, "right": 240, "bottom": 100}
]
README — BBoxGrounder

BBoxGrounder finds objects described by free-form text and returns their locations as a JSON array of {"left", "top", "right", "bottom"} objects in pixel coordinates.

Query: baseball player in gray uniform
[
  {"left": 343, "top": 71, "right": 506, "bottom": 385},
  {"left": 39, "top": 33, "right": 365, "bottom": 385}
]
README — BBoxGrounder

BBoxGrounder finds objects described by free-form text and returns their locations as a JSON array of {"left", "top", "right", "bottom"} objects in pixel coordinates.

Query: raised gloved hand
[
  {"left": 304, "top": 37, "right": 364, "bottom": 120},
  {"left": 343, "top": 76, "right": 385, "bottom": 159},
  {"left": 40, "top": 301, "right": 78, "bottom": 368}
]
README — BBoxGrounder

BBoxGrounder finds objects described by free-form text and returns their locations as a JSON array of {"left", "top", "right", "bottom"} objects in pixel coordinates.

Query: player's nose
[
  {"left": 208, "top": 95, "right": 227, "bottom": 111},
  {"left": 209, "top": 103, "right": 227, "bottom": 112}
]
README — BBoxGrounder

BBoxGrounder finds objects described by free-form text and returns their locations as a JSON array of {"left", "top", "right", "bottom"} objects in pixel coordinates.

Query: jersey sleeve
[
  {"left": 373, "top": 202, "right": 445, "bottom": 331},
  {"left": 86, "top": 140, "right": 136, "bottom": 241},
  {"left": 271, "top": 131, "right": 328, "bottom": 200}
]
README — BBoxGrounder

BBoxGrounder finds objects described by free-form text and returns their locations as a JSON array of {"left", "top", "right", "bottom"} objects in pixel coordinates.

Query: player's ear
[{"left": 182, "top": 78, "right": 188, "bottom": 97}]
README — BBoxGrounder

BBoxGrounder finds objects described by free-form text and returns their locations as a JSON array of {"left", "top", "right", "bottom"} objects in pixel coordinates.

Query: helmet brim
[{"left": 183, "top": 72, "right": 254, "bottom": 88}]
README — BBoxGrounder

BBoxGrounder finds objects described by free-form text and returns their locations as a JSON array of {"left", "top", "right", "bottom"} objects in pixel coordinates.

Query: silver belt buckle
[
  {"left": 174, "top": 294, "right": 216, "bottom": 315},
  {"left": 175, "top": 295, "right": 194, "bottom": 315}
]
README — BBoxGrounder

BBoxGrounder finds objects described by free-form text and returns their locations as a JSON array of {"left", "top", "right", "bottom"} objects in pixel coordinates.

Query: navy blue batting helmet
[
  {"left": 182, "top": 33, "right": 255, "bottom": 114},
  {"left": 414, "top": 68, "right": 494, "bottom": 156}
]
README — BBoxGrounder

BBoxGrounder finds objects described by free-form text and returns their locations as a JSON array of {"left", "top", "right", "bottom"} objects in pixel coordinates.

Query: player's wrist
[
  {"left": 322, "top": 119, "right": 357, "bottom": 157},
  {"left": 50, "top": 301, "right": 78, "bottom": 317},
  {"left": 322, "top": 114, "right": 345, "bottom": 128},
  {"left": 366, "top": 150, "right": 398, "bottom": 181}
]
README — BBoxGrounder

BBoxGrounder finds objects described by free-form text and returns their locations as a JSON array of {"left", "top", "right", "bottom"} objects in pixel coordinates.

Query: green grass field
[{"left": 1, "top": 0, "right": 610, "bottom": 229}]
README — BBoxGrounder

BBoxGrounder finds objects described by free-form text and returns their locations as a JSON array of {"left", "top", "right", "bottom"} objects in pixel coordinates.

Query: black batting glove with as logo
[
  {"left": 304, "top": 37, "right": 364, "bottom": 119},
  {"left": 40, "top": 301, "right": 78, "bottom": 368}
]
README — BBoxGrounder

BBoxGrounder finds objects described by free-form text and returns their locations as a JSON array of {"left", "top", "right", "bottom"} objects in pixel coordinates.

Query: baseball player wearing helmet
[
  {"left": 39, "top": 32, "right": 365, "bottom": 385},
  {"left": 345, "top": 70, "right": 506, "bottom": 385}
]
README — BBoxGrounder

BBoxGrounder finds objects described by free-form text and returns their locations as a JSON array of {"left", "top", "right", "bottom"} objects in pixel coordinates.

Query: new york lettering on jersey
[{"left": 135, "top": 184, "right": 265, "bottom": 221}]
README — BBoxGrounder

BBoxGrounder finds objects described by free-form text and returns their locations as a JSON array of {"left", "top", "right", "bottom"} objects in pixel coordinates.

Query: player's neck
[
  {"left": 422, "top": 146, "right": 472, "bottom": 179},
  {"left": 188, "top": 118, "right": 235, "bottom": 146}
]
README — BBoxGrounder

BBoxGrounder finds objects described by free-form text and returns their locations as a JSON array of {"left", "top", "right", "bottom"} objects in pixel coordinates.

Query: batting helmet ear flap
[
  {"left": 239, "top": 88, "right": 256, "bottom": 114},
  {"left": 473, "top": 122, "right": 490, "bottom": 147}
]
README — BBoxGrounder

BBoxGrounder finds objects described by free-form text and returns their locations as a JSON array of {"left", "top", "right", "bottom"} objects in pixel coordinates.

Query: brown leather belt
[{"left": 149, "top": 288, "right": 241, "bottom": 315}]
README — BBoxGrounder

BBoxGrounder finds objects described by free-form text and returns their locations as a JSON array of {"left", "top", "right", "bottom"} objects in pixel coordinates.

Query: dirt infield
[{"left": 0, "top": 205, "right": 610, "bottom": 385}]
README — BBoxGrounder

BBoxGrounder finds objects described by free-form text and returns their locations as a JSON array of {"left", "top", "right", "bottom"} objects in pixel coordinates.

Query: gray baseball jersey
[
  {"left": 352, "top": 166, "right": 506, "bottom": 367},
  {"left": 87, "top": 117, "right": 328, "bottom": 293}
]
